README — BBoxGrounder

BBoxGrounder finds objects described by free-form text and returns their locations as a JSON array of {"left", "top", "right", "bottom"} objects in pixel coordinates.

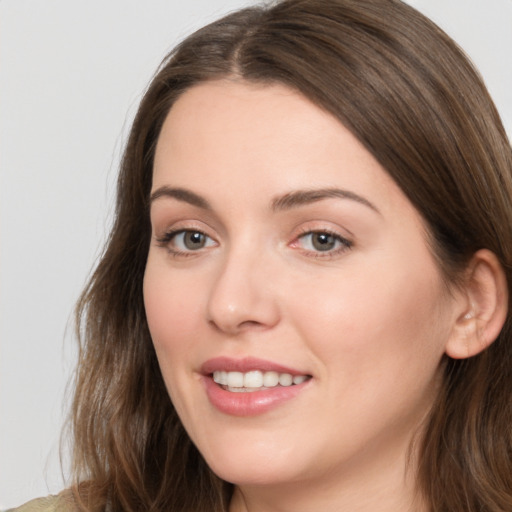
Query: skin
[{"left": 143, "top": 80, "right": 467, "bottom": 512}]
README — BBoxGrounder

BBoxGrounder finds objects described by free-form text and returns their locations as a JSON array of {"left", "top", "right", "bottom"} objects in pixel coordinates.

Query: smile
[
  {"left": 201, "top": 357, "right": 312, "bottom": 416},
  {"left": 213, "top": 370, "right": 309, "bottom": 392}
]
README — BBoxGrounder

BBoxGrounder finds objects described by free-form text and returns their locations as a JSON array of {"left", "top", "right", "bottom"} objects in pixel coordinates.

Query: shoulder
[{"left": 7, "top": 493, "right": 78, "bottom": 512}]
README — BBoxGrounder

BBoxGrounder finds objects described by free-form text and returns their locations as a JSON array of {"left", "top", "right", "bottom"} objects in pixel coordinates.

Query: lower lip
[{"left": 202, "top": 375, "right": 310, "bottom": 416}]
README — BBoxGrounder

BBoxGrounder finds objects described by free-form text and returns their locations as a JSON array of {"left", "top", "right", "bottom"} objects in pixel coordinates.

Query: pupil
[
  {"left": 312, "top": 233, "right": 335, "bottom": 251},
  {"left": 185, "top": 231, "right": 205, "bottom": 249}
]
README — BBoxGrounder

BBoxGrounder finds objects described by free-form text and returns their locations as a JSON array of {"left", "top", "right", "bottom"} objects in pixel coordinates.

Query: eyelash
[
  {"left": 293, "top": 228, "right": 353, "bottom": 259},
  {"left": 155, "top": 228, "right": 216, "bottom": 258},
  {"left": 155, "top": 228, "right": 353, "bottom": 259}
]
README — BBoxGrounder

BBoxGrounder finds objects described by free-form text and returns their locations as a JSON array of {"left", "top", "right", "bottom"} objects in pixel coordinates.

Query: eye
[
  {"left": 156, "top": 229, "right": 216, "bottom": 254},
  {"left": 175, "top": 231, "right": 212, "bottom": 250},
  {"left": 294, "top": 230, "right": 352, "bottom": 255}
]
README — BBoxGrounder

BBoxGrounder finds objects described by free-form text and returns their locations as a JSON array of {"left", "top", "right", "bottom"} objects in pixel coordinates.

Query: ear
[{"left": 445, "top": 249, "right": 508, "bottom": 359}]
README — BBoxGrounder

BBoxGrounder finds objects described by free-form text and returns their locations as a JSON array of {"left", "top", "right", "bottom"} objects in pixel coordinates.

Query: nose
[{"left": 206, "top": 249, "right": 280, "bottom": 335}]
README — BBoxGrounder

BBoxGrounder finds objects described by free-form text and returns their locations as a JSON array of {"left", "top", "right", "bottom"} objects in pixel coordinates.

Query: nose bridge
[{"left": 206, "top": 236, "right": 279, "bottom": 334}]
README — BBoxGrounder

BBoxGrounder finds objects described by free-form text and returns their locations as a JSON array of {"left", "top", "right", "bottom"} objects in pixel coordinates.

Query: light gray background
[{"left": 1, "top": 0, "right": 511, "bottom": 508}]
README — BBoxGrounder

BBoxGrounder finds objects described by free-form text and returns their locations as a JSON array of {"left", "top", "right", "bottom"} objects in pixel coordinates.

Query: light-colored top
[{"left": 7, "top": 495, "right": 76, "bottom": 512}]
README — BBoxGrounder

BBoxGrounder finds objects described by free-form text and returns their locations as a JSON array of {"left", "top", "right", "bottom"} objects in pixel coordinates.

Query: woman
[{"left": 13, "top": 0, "right": 512, "bottom": 510}]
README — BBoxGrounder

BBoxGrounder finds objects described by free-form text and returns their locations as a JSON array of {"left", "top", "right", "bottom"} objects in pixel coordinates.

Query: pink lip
[
  {"left": 201, "top": 356, "right": 305, "bottom": 375},
  {"left": 200, "top": 357, "right": 311, "bottom": 417}
]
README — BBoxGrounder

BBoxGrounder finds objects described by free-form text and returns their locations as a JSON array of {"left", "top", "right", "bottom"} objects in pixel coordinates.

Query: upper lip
[{"left": 201, "top": 356, "right": 308, "bottom": 376}]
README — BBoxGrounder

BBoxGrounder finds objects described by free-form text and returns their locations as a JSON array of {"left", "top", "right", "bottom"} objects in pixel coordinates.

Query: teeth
[
  {"left": 293, "top": 375, "right": 307, "bottom": 385},
  {"left": 227, "top": 371, "right": 244, "bottom": 388},
  {"left": 244, "top": 370, "right": 263, "bottom": 388},
  {"left": 278, "top": 373, "right": 293, "bottom": 386},
  {"left": 263, "top": 371, "right": 279, "bottom": 387},
  {"left": 213, "top": 370, "right": 309, "bottom": 390}
]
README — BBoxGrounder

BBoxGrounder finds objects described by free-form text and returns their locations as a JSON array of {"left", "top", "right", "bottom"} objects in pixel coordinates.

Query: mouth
[
  {"left": 212, "top": 370, "right": 311, "bottom": 393},
  {"left": 200, "top": 357, "right": 312, "bottom": 416}
]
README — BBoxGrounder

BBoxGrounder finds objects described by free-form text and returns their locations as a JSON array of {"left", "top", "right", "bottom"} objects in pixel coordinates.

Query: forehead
[{"left": 152, "top": 79, "right": 412, "bottom": 221}]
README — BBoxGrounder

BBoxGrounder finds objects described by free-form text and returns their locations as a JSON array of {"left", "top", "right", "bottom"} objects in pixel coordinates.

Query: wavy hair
[{"left": 70, "top": 0, "right": 512, "bottom": 510}]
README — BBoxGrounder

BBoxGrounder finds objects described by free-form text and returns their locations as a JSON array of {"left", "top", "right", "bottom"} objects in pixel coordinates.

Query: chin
[
  {"left": 199, "top": 438, "right": 308, "bottom": 487},
  {"left": 210, "top": 461, "right": 301, "bottom": 487}
]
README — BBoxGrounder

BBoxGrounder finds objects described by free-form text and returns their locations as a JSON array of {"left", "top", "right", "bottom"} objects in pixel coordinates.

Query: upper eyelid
[
  {"left": 295, "top": 229, "right": 353, "bottom": 247},
  {"left": 150, "top": 196, "right": 360, "bottom": 235},
  {"left": 292, "top": 220, "right": 354, "bottom": 240},
  {"left": 148, "top": 199, "right": 222, "bottom": 234},
  {"left": 156, "top": 227, "right": 214, "bottom": 242},
  {"left": 152, "top": 219, "right": 354, "bottom": 246},
  {"left": 153, "top": 218, "right": 216, "bottom": 237},
  {"left": 298, "top": 229, "right": 351, "bottom": 241}
]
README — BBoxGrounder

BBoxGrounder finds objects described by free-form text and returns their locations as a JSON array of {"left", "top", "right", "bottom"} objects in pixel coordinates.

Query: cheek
[
  {"left": 143, "top": 260, "right": 200, "bottom": 362},
  {"left": 290, "top": 259, "right": 450, "bottom": 449},
  {"left": 143, "top": 260, "right": 206, "bottom": 421},
  {"left": 291, "top": 252, "right": 450, "bottom": 381}
]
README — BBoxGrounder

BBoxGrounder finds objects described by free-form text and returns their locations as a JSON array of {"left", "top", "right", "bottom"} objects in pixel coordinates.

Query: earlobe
[{"left": 445, "top": 249, "right": 508, "bottom": 359}]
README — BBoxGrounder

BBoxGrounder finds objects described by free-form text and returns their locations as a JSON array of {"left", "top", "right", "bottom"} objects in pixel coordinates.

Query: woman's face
[{"left": 144, "top": 80, "right": 459, "bottom": 491}]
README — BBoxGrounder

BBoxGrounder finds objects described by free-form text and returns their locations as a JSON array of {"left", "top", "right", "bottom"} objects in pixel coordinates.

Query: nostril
[{"left": 239, "top": 320, "right": 266, "bottom": 329}]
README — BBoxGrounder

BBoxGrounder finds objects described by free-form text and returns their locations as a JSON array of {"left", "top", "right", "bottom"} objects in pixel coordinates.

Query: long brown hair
[{"left": 70, "top": 0, "right": 512, "bottom": 510}]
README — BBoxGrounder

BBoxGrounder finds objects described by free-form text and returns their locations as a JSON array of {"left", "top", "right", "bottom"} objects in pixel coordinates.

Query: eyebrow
[
  {"left": 271, "top": 188, "right": 380, "bottom": 214},
  {"left": 150, "top": 186, "right": 211, "bottom": 210},
  {"left": 149, "top": 185, "right": 379, "bottom": 214}
]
